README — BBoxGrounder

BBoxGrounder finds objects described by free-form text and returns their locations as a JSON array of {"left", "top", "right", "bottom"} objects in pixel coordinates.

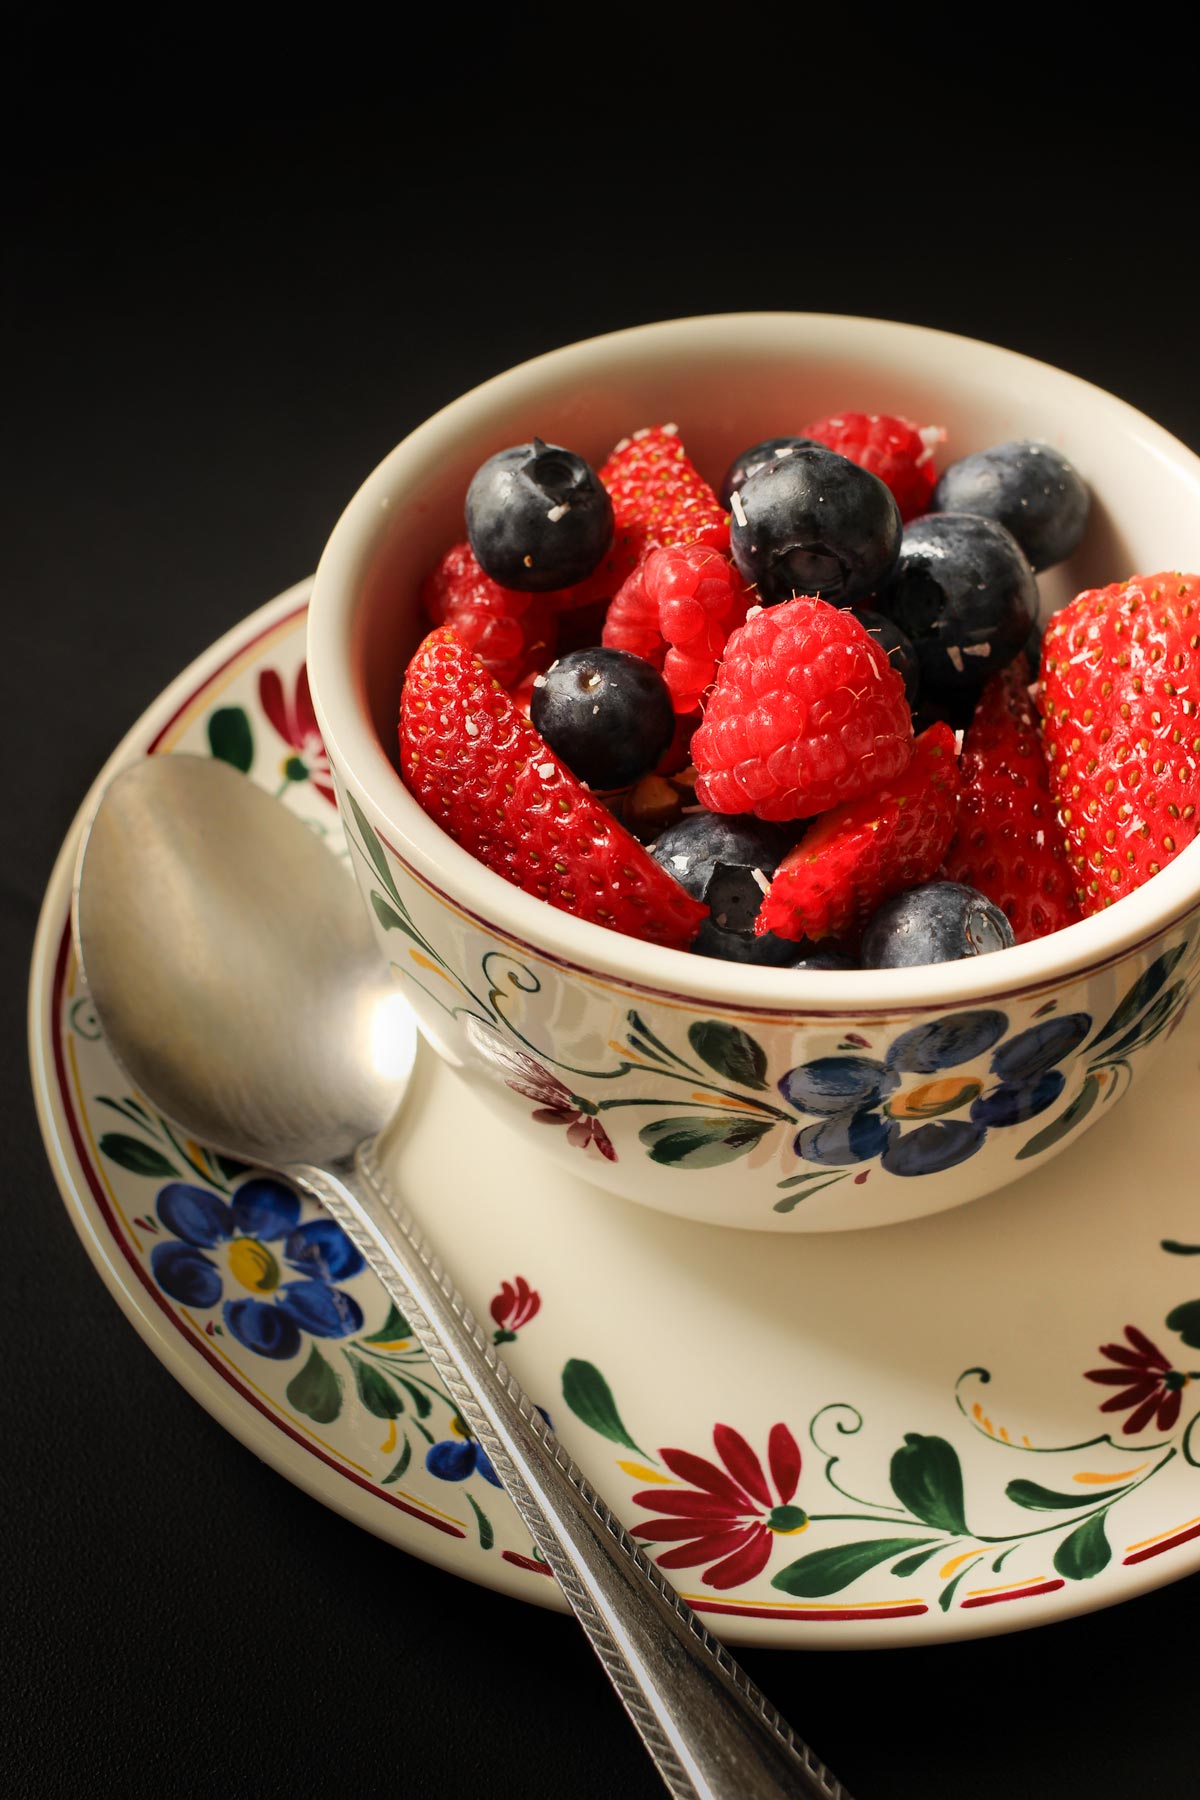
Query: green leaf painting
[
  {"left": 1166, "top": 1298, "right": 1200, "bottom": 1350},
  {"left": 686, "top": 1021, "right": 769, "bottom": 1091},
  {"left": 1053, "top": 1511, "right": 1112, "bottom": 1581},
  {"left": 1005, "top": 1479, "right": 1127, "bottom": 1511},
  {"left": 1016, "top": 1075, "right": 1100, "bottom": 1161},
  {"left": 350, "top": 1355, "right": 405, "bottom": 1420},
  {"left": 363, "top": 1301, "right": 412, "bottom": 1344},
  {"left": 207, "top": 705, "right": 254, "bottom": 772},
  {"left": 98, "top": 1134, "right": 179, "bottom": 1179},
  {"left": 639, "top": 1115, "right": 773, "bottom": 1169},
  {"left": 889, "top": 1435, "right": 969, "bottom": 1534},
  {"left": 773, "top": 1538, "right": 937, "bottom": 1598},
  {"left": 286, "top": 1345, "right": 343, "bottom": 1425},
  {"left": 1090, "top": 944, "right": 1187, "bottom": 1049},
  {"left": 561, "top": 1360, "right": 646, "bottom": 1457}
]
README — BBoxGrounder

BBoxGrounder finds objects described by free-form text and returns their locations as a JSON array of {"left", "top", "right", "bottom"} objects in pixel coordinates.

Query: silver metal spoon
[{"left": 73, "top": 754, "right": 850, "bottom": 1800}]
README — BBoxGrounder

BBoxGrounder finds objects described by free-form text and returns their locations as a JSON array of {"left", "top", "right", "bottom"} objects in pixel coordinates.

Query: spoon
[{"left": 73, "top": 755, "right": 850, "bottom": 1800}]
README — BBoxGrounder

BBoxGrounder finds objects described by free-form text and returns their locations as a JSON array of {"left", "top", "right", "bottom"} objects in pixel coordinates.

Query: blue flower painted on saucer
[
  {"left": 425, "top": 1404, "right": 553, "bottom": 1489},
  {"left": 425, "top": 1418, "right": 503, "bottom": 1488},
  {"left": 149, "top": 1175, "right": 365, "bottom": 1358},
  {"left": 779, "top": 1010, "right": 1093, "bottom": 1177}
]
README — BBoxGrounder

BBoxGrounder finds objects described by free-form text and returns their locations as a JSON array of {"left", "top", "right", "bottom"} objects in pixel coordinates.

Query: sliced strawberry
[
  {"left": 400, "top": 627, "right": 707, "bottom": 950},
  {"left": 945, "top": 654, "right": 1079, "bottom": 941},
  {"left": 419, "top": 542, "right": 557, "bottom": 687},
  {"left": 757, "top": 723, "right": 960, "bottom": 940},
  {"left": 1039, "top": 572, "right": 1200, "bottom": 912}
]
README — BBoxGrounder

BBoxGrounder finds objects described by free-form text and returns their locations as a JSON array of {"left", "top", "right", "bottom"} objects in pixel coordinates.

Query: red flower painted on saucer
[
  {"left": 632, "top": 1423, "right": 806, "bottom": 1589},
  {"left": 1085, "top": 1326, "right": 1191, "bottom": 1434},
  {"left": 259, "top": 665, "right": 336, "bottom": 805},
  {"left": 490, "top": 1276, "right": 541, "bottom": 1345}
]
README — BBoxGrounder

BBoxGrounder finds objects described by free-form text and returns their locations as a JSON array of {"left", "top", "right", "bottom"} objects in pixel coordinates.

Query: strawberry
[
  {"left": 1039, "top": 573, "right": 1200, "bottom": 913},
  {"left": 801, "top": 411, "right": 944, "bottom": 522},
  {"left": 692, "top": 596, "right": 914, "bottom": 822},
  {"left": 569, "top": 423, "right": 729, "bottom": 600},
  {"left": 757, "top": 723, "right": 959, "bottom": 941},
  {"left": 399, "top": 627, "right": 708, "bottom": 950},
  {"left": 945, "top": 654, "right": 1080, "bottom": 942},
  {"left": 419, "top": 542, "right": 557, "bottom": 687}
]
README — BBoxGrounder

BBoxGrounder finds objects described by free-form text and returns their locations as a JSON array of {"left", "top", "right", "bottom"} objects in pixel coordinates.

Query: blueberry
[
  {"left": 861, "top": 882, "right": 1016, "bottom": 969},
  {"left": 649, "top": 812, "right": 800, "bottom": 965},
  {"left": 877, "top": 513, "right": 1037, "bottom": 705},
  {"left": 931, "top": 441, "right": 1089, "bottom": 572},
  {"left": 466, "top": 439, "right": 614, "bottom": 591},
  {"left": 531, "top": 649, "right": 673, "bottom": 789},
  {"left": 787, "top": 947, "right": 857, "bottom": 972},
  {"left": 1022, "top": 619, "right": 1043, "bottom": 677},
  {"left": 729, "top": 446, "right": 902, "bottom": 608},
  {"left": 847, "top": 607, "right": 920, "bottom": 706},
  {"left": 719, "top": 436, "right": 821, "bottom": 508}
]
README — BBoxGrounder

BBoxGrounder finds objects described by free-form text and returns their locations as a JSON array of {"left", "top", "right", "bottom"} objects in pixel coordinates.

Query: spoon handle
[{"left": 291, "top": 1145, "right": 850, "bottom": 1800}]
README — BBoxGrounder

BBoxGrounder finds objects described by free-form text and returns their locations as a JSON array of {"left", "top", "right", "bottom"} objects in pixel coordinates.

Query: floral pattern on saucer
[{"left": 31, "top": 590, "right": 1200, "bottom": 1649}]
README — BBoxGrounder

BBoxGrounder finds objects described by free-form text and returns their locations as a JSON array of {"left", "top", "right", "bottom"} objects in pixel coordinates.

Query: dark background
[{"left": 6, "top": 31, "right": 1198, "bottom": 1800}]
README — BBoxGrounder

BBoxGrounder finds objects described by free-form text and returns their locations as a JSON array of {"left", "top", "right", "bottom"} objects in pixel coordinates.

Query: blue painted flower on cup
[
  {"left": 779, "top": 1010, "right": 1093, "bottom": 1177},
  {"left": 149, "top": 1175, "right": 365, "bottom": 1357}
]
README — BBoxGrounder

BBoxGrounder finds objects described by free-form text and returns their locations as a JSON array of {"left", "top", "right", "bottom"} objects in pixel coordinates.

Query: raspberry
[
  {"left": 603, "top": 543, "right": 749, "bottom": 712},
  {"left": 419, "top": 542, "right": 557, "bottom": 687},
  {"left": 757, "top": 724, "right": 960, "bottom": 941},
  {"left": 1038, "top": 572, "right": 1200, "bottom": 913},
  {"left": 945, "top": 654, "right": 1080, "bottom": 942},
  {"left": 802, "top": 411, "right": 944, "bottom": 522},
  {"left": 400, "top": 627, "right": 708, "bottom": 950},
  {"left": 692, "top": 597, "right": 914, "bottom": 822}
]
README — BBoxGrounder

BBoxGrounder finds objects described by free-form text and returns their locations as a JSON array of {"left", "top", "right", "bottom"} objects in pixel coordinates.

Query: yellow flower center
[
  {"left": 228, "top": 1237, "right": 280, "bottom": 1293},
  {"left": 886, "top": 1077, "right": 982, "bottom": 1120}
]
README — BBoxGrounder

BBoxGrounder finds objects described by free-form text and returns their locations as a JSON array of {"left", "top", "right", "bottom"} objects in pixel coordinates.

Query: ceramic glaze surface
[
  {"left": 29, "top": 590, "right": 1200, "bottom": 1649},
  {"left": 310, "top": 315, "right": 1200, "bottom": 1229}
]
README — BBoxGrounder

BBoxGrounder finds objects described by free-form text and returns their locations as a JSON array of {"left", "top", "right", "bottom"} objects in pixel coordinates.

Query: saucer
[{"left": 29, "top": 583, "right": 1200, "bottom": 1649}]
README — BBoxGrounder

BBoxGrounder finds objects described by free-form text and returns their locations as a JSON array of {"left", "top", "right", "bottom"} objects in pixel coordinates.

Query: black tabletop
[{"left": 6, "top": 48, "right": 1198, "bottom": 1800}]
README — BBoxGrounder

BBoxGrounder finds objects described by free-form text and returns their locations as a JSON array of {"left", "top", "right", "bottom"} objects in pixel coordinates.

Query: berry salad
[{"left": 399, "top": 417, "right": 1200, "bottom": 970}]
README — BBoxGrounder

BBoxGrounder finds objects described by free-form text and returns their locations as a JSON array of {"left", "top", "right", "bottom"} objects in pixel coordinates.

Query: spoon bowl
[{"left": 73, "top": 755, "right": 416, "bottom": 1171}]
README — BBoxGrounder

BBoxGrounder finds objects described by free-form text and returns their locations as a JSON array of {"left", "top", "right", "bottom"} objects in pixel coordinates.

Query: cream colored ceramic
[
  {"left": 29, "top": 589, "right": 1200, "bottom": 1648},
  {"left": 309, "top": 315, "right": 1200, "bottom": 1229}
]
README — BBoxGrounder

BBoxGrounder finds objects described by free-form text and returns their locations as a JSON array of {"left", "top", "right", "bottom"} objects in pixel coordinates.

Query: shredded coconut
[
  {"left": 670, "top": 854, "right": 691, "bottom": 871},
  {"left": 613, "top": 436, "right": 631, "bottom": 454},
  {"left": 537, "top": 762, "right": 555, "bottom": 780},
  {"left": 532, "top": 673, "right": 547, "bottom": 688},
  {"left": 546, "top": 502, "right": 570, "bottom": 523},
  {"left": 962, "top": 642, "right": 991, "bottom": 658},
  {"left": 662, "top": 422, "right": 679, "bottom": 436},
  {"left": 946, "top": 645, "right": 965, "bottom": 674},
  {"left": 954, "top": 729, "right": 965, "bottom": 755},
  {"left": 681, "top": 804, "right": 706, "bottom": 814},
  {"left": 750, "top": 867, "right": 771, "bottom": 895},
  {"left": 745, "top": 603, "right": 763, "bottom": 621},
  {"left": 730, "top": 490, "right": 748, "bottom": 528},
  {"left": 464, "top": 719, "right": 479, "bottom": 738},
  {"left": 917, "top": 424, "right": 943, "bottom": 467}
]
